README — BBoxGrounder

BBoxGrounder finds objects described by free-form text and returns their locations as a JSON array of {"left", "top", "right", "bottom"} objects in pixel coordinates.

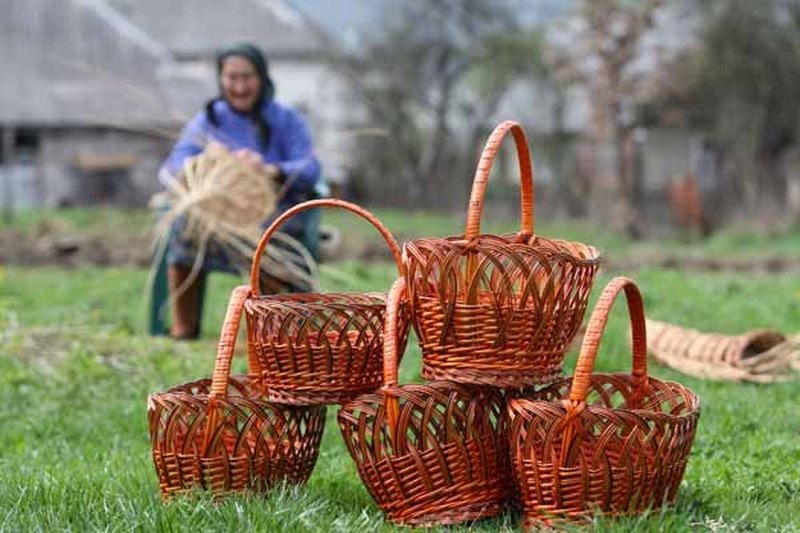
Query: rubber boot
[{"left": 168, "top": 264, "right": 203, "bottom": 339}]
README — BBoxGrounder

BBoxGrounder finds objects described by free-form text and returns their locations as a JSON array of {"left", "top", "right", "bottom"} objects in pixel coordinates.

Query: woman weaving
[{"left": 159, "top": 43, "right": 322, "bottom": 339}]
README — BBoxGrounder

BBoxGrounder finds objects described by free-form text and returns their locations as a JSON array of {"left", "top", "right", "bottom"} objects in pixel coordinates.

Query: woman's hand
[
  {"left": 233, "top": 148, "right": 263, "bottom": 169},
  {"left": 233, "top": 148, "right": 280, "bottom": 180}
]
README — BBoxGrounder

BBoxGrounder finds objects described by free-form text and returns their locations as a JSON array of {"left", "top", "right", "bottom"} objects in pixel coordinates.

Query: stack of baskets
[
  {"left": 147, "top": 120, "right": 700, "bottom": 529},
  {"left": 149, "top": 198, "right": 409, "bottom": 497},
  {"left": 148, "top": 285, "right": 327, "bottom": 497}
]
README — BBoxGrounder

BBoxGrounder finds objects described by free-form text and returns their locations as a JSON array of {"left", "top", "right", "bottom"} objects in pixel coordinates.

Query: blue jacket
[{"left": 162, "top": 99, "right": 322, "bottom": 209}]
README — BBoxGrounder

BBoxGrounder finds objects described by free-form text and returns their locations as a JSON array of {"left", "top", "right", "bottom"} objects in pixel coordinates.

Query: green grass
[
  {"left": 4, "top": 206, "right": 800, "bottom": 261},
  {"left": 1, "top": 206, "right": 154, "bottom": 234},
  {"left": 0, "top": 261, "right": 799, "bottom": 532}
]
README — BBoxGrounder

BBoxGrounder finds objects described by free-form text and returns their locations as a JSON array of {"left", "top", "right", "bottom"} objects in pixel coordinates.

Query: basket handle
[
  {"left": 249, "top": 199, "right": 404, "bottom": 296},
  {"left": 565, "top": 277, "right": 649, "bottom": 412},
  {"left": 381, "top": 277, "right": 406, "bottom": 432},
  {"left": 464, "top": 120, "right": 534, "bottom": 240},
  {"left": 209, "top": 285, "right": 254, "bottom": 399}
]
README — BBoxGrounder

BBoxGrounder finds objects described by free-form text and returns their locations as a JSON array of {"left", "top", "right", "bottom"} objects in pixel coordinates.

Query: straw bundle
[
  {"left": 647, "top": 319, "right": 800, "bottom": 383},
  {"left": 152, "top": 142, "right": 317, "bottom": 295}
]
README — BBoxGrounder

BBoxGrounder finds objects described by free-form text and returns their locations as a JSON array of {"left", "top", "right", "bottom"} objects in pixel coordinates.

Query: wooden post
[{"left": 1, "top": 127, "right": 15, "bottom": 223}]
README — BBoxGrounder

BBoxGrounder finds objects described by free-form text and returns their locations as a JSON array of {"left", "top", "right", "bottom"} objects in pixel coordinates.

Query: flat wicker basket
[
  {"left": 404, "top": 121, "right": 600, "bottom": 388},
  {"left": 507, "top": 277, "right": 700, "bottom": 527},
  {"left": 246, "top": 199, "right": 408, "bottom": 405},
  {"left": 338, "top": 278, "right": 511, "bottom": 526},
  {"left": 148, "top": 286, "right": 326, "bottom": 498}
]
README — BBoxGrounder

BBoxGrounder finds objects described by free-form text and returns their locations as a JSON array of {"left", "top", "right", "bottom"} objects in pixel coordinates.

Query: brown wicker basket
[
  {"left": 246, "top": 199, "right": 408, "bottom": 405},
  {"left": 404, "top": 121, "right": 600, "bottom": 388},
  {"left": 507, "top": 277, "right": 700, "bottom": 527},
  {"left": 338, "top": 278, "right": 510, "bottom": 526},
  {"left": 148, "top": 285, "right": 326, "bottom": 498}
]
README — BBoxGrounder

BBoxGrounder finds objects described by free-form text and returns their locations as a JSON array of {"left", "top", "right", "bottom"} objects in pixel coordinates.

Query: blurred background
[
  {"left": 3, "top": 0, "right": 800, "bottom": 240},
  {"left": 1, "top": 3, "right": 799, "bottom": 531}
]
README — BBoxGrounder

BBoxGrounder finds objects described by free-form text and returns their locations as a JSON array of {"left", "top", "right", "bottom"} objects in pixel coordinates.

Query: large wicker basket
[
  {"left": 148, "top": 286, "right": 326, "bottom": 498},
  {"left": 338, "top": 278, "right": 510, "bottom": 526},
  {"left": 507, "top": 277, "right": 700, "bottom": 527},
  {"left": 404, "top": 121, "right": 600, "bottom": 388},
  {"left": 246, "top": 199, "right": 408, "bottom": 405}
]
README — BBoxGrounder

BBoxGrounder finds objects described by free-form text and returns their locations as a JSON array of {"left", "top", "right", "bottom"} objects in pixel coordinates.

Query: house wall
[
  {"left": 271, "top": 61, "right": 357, "bottom": 186},
  {"left": 641, "top": 128, "right": 696, "bottom": 192},
  {"left": 37, "top": 128, "right": 171, "bottom": 207}
]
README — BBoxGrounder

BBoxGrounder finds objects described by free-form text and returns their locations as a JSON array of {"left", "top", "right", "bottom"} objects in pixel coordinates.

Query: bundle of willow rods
[
  {"left": 152, "top": 142, "right": 317, "bottom": 298},
  {"left": 647, "top": 319, "right": 800, "bottom": 383}
]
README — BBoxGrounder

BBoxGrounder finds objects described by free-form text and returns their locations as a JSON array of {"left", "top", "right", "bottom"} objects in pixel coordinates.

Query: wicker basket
[
  {"left": 338, "top": 278, "right": 510, "bottom": 526},
  {"left": 246, "top": 199, "right": 408, "bottom": 405},
  {"left": 148, "top": 286, "right": 326, "bottom": 498},
  {"left": 507, "top": 277, "right": 700, "bottom": 527},
  {"left": 404, "top": 121, "right": 600, "bottom": 388}
]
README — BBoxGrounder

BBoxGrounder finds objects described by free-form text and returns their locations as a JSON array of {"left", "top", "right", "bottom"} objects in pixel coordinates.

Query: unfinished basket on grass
[
  {"left": 148, "top": 286, "right": 326, "bottom": 498},
  {"left": 246, "top": 199, "right": 409, "bottom": 405},
  {"left": 338, "top": 278, "right": 510, "bottom": 526},
  {"left": 404, "top": 121, "right": 600, "bottom": 388},
  {"left": 508, "top": 277, "right": 700, "bottom": 527},
  {"left": 646, "top": 319, "right": 796, "bottom": 383}
]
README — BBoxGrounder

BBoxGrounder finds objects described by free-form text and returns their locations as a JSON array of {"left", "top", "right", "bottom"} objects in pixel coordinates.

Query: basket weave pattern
[
  {"left": 508, "top": 277, "right": 700, "bottom": 526},
  {"left": 247, "top": 199, "right": 408, "bottom": 405},
  {"left": 408, "top": 236, "right": 598, "bottom": 386},
  {"left": 338, "top": 278, "right": 511, "bottom": 526},
  {"left": 149, "top": 378, "right": 326, "bottom": 497},
  {"left": 148, "top": 286, "right": 326, "bottom": 498},
  {"left": 405, "top": 121, "right": 599, "bottom": 388},
  {"left": 246, "top": 292, "right": 403, "bottom": 405}
]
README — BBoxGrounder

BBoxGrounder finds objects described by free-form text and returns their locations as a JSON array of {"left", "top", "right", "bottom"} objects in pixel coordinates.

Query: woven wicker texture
[
  {"left": 246, "top": 199, "right": 408, "bottom": 405},
  {"left": 404, "top": 121, "right": 599, "bottom": 388},
  {"left": 647, "top": 319, "right": 799, "bottom": 383},
  {"left": 338, "top": 278, "right": 511, "bottom": 526},
  {"left": 148, "top": 285, "right": 326, "bottom": 498},
  {"left": 508, "top": 277, "right": 700, "bottom": 526}
]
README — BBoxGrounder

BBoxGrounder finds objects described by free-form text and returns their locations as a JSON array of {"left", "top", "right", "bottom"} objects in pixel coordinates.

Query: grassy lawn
[
  {"left": 1, "top": 207, "right": 799, "bottom": 531},
  {"left": 3, "top": 206, "right": 800, "bottom": 261},
  {"left": 0, "top": 260, "right": 798, "bottom": 532}
]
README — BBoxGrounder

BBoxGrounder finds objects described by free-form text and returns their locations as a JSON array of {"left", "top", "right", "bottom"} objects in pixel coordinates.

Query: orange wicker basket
[
  {"left": 338, "top": 278, "right": 511, "bottom": 526},
  {"left": 148, "top": 286, "right": 326, "bottom": 498},
  {"left": 404, "top": 121, "right": 600, "bottom": 388},
  {"left": 507, "top": 277, "right": 700, "bottom": 527},
  {"left": 246, "top": 199, "right": 408, "bottom": 405}
]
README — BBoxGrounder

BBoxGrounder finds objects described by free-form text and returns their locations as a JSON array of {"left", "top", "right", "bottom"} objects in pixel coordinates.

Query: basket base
[{"left": 387, "top": 488, "right": 508, "bottom": 527}]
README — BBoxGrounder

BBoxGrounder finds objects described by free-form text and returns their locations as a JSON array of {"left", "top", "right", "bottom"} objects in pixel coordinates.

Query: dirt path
[{"left": 0, "top": 228, "right": 153, "bottom": 268}]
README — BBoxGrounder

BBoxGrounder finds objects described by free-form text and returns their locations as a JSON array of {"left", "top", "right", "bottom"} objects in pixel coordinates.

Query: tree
[
  {"left": 339, "top": 0, "right": 544, "bottom": 207},
  {"left": 670, "top": 0, "right": 800, "bottom": 215},
  {"left": 548, "top": 0, "right": 663, "bottom": 237}
]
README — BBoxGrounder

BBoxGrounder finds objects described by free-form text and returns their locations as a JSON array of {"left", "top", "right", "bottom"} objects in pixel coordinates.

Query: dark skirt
[{"left": 166, "top": 208, "right": 320, "bottom": 275}]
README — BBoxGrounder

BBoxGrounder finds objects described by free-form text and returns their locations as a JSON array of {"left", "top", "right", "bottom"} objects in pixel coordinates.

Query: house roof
[
  {"left": 0, "top": 0, "right": 178, "bottom": 127},
  {"left": 107, "top": 0, "right": 333, "bottom": 60},
  {"left": 0, "top": 0, "right": 335, "bottom": 128}
]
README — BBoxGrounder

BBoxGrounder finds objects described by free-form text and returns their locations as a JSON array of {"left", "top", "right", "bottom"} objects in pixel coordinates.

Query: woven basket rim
[
  {"left": 508, "top": 373, "right": 701, "bottom": 420},
  {"left": 148, "top": 375, "right": 261, "bottom": 403},
  {"left": 406, "top": 233, "right": 601, "bottom": 264},
  {"left": 245, "top": 292, "right": 386, "bottom": 306}
]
